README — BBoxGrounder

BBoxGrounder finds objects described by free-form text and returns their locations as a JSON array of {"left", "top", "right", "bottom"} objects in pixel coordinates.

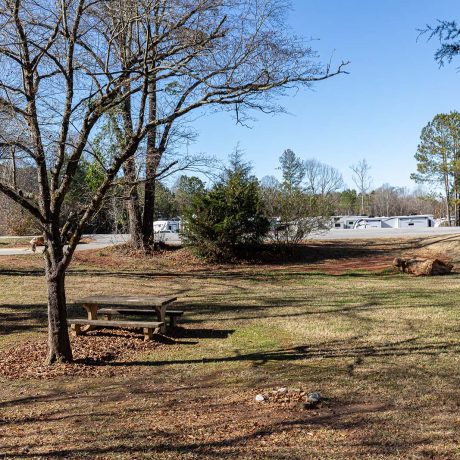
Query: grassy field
[
  {"left": 1, "top": 239, "right": 460, "bottom": 459},
  {"left": 0, "top": 237, "right": 31, "bottom": 249}
]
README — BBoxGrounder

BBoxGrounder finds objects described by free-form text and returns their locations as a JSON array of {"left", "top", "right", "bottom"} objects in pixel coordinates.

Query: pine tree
[
  {"left": 411, "top": 112, "right": 460, "bottom": 225},
  {"left": 182, "top": 155, "right": 269, "bottom": 261}
]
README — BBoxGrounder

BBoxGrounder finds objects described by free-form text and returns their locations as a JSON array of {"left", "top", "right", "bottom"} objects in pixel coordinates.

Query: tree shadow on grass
[
  {"left": 0, "top": 303, "right": 85, "bottom": 335},
  {"left": 108, "top": 335, "right": 460, "bottom": 368},
  {"left": 0, "top": 400, "right": 440, "bottom": 459},
  {"left": 168, "top": 327, "right": 235, "bottom": 340},
  {"left": 0, "top": 304, "right": 48, "bottom": 335}
]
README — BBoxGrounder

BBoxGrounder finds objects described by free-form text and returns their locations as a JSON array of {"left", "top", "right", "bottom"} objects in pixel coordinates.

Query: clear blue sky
[{"left": 186, "top": 0, "right": 460, "bottom": 190}]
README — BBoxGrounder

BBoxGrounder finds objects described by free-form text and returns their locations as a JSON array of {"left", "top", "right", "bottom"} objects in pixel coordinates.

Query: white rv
[
  {"left": 353, "top": 215, "right": 436, "bottom": 229},
  {"left": 331, "top": 216, "right": 368, "bottom": 229},
  {"left": 153, "top": 219, "right": 181, "bottom": 233},
  {"left": 153, "top": 219, "right": 182, "bottom": 246}
]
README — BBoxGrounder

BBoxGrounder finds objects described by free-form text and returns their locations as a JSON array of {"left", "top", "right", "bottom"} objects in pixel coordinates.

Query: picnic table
[{"left": 73, "top": 295, "right": 178, "bottom": 335}]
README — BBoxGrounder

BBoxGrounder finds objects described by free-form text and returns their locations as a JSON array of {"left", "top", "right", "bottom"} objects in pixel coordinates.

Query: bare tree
[
  {"left": 102, "top": 0, "right": 349, "bottom": 251},
  {"left": 0, "top": 0, "right": 347, "bottom": 364},
  {"left": 304, "top": 159, "right": 344, "bottom": 196},
  {"left": 0, "top": 0, "right": 176, "bottom": 363},
  {"left": 369, "top": 184, "right": 444, "bottom": 218},
  {"left": 350, "top": 159, "right": 373, "bottom": 215}
]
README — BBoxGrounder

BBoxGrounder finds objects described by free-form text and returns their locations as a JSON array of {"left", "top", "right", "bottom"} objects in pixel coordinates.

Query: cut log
[{"left": 393, "top": 257, "right": 453, "bottom": 276}]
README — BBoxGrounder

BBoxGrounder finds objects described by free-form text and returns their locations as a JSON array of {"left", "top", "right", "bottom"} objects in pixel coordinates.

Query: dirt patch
[
  {"left": 0, "top": 379, "right": 390, "bottom": 459},
  {"left": 73, "top": 241, "right": 402, "bottom": 276},
  {"left": 305, "top": 254, "right": 397, "bottom": 274},
  {"left": 1, "top": 236, "right": 458, "bottom": 278},
  {"left": 0, "top": 328, "right": 167, "bottom": 380},
  {"left": 73, "top": 244, "right": 210, "bottom": 272}
]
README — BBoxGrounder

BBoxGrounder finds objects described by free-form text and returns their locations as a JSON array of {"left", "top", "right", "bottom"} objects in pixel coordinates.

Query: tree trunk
[
  {"left": 142, "top": 82, "right": 158, "bottom": 251},
  {"left": 456, "top": 194, "right": 460, "bottom": 226},
  {"left": 446, "top": 196, "right": 451, "bottom": 227},
  {"left": 128, "top": 194, "right": 143, "bottom": 248},
  {"left": 455, "top": 178, "right": 460, "bottom": 226},
  {"left": 142, "top": 178, "right": 156, "bottom": 249},
  {"left": 443, "top": 168, "right": 451, "bottom": 226},
  {"left": 46, "top": 264, "right": 72, "bottom": 365},
  {"left": 123, "top": 159, "right": 143, "bottom": 249}
]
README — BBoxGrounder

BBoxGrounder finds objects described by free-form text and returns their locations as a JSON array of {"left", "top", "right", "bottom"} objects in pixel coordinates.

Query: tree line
[
  {"left": 0, "top": 145, "right": 445, "bottom": 238},
  {"left": 1, "top": 147, "right": 444, "bottom": 238}
]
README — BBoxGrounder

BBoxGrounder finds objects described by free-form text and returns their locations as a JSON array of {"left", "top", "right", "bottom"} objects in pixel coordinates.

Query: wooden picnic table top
[{"left": 75, "top": 295, "right": 177, "bottom": 307}]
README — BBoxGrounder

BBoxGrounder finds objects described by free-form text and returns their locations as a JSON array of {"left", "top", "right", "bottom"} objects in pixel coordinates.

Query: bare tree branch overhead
[{"left": 0, "top": 0, "right": 347, "bottom": 364}]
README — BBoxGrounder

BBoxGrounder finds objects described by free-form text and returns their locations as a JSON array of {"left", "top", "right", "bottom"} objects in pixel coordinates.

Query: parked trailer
[
  {"left": 352, "top": 215, "right": 436, "bottom": 229},
  {"left": 331, "top": 216, "right": 368, "bottom": 229},
  {"left": 153, "top": 219, "right": 181, "bottom": 233}
]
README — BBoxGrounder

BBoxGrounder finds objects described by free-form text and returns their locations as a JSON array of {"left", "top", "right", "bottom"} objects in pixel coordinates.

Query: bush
[{"left": 182, "top": 164, "right": 269, "bottom": 261}]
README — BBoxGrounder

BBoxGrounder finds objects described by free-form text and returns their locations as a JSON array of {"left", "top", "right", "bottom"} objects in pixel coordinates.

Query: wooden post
[
  {"left": 81, "top": 303, "right": 98, "bottom": 332},
  {"left": 143, "top": 327, "right": 153, "bottom": 341},
  {"left": 71, "top": 323, "right": 82, "bottom": 336},
  {"left": 155, "top": 306, "right": 166, "bottom": 334}
]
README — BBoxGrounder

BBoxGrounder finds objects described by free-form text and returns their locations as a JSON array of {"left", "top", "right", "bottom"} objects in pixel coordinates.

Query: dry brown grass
[
  {"left": 1, "top": 237, "right": 460, "bottom": 458},
  {"left": 0, "top": 237, "right": 31, "bottom": 249}
]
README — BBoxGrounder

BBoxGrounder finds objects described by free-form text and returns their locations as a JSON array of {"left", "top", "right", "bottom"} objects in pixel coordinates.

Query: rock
[
  {"left": 393, "top": 257, "right": 453, "bottom": 276},
  {"left": 301, "top": 392, "right": 323, "bottom": 409},
  {"left": 255, "top": 394, "right": 265, "bottom": 402},
  {"left": 307, "top": 392, "right": 322, "bottom": 404},
  {"left": 277, "top": 387, "right": 288, "bottom": 394}
]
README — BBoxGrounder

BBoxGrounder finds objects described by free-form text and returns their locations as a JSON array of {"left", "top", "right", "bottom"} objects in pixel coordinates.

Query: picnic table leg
[
  {"left": 71, "top": 323, "right": 82, "bottom": 336},
  {"left": 156, "top": 306, "right": 166, "bottom": 334},
  {"left": 143, "top": 327, "right": 153, "bottom": 341},
  {"left": 81, "top": 304, "right": 98, "bottom": 332}
]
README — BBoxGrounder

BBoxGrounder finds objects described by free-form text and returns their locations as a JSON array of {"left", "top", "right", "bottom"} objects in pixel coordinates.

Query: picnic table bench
[
  {"left": 69, "top": 319, "right": 164, "bottom": 341},
  {"left": 98, "top": 308, "right": 184, "bottom": 328},
  {"left": 69, "top": 295, "right": 182, "bottom": 340}
]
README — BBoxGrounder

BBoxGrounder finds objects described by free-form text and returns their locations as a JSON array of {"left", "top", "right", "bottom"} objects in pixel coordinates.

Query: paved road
[
  {"left": 2, "top": 227, "right": 460, "bottom": 256},
  {"left": 0, "top": 232, "right": 182, "bottom": 256},
  {"left": 309, "top": 227, "right": 460, "bottom": 240},
  {"left": 0, "top": 234, "right": 130, "bottom": 256}
]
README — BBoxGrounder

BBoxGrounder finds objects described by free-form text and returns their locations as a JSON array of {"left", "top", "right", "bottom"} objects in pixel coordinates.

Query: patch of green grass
[{"left": 229, "top": 324, "right": 286, "bottom": 351}]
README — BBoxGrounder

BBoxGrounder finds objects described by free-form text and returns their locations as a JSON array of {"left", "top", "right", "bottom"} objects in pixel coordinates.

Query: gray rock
[
  {"left": 301, "top": 392, "right": 323, "bottom": 409},
  {"left": 307, "top": 392, "right": 322, "bottom": 403}
]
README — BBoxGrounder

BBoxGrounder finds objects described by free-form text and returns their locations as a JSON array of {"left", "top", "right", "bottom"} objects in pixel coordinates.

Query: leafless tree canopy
[
  {"left": 0, "top": 0, "right": 347, "bottom": 262},
  {"left": 304, "top": 158, "right": 344, "bottom": 196},
  {"left": 350, "top": 159, "right": 372, "bottom": 214}
]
